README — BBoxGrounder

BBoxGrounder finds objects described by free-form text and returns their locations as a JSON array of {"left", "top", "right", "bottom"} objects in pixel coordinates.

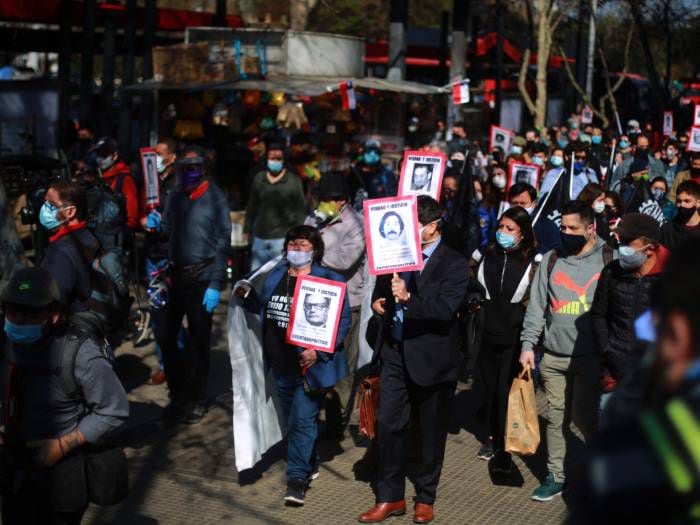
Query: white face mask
[
  {"left": 492, "top": 174, "right": 507, "bottom": 189},
  {"left": 418, "top": 221, "right": 439, "bottom": 245},
  {"left": 592, "top": 201, "right": 606, "bottom": 214},
  {"left": 286, "top": 250, "right": 313, "bottom": 268}
]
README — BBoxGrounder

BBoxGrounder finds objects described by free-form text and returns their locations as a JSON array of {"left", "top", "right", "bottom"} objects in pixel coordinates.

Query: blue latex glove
[
  {"left": 202, "top": 287, "right": 221, "bottom": 313},
  {"left": 146, "top": 211, "right": 161, "bottom": 231}
]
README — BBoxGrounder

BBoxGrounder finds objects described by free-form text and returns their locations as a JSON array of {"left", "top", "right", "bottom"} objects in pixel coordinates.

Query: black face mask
[
  {"left": 560, "top": 232, "right": 588, "bottom": 255},
  {"left": 690, "top": 167, "right": 700, "bottom": 178},
  {"left": 676, "top": 205, "right": 697, "bottom": 224}
]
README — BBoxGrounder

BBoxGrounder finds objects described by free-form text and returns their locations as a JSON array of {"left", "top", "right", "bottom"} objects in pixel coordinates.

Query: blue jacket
[
  {"left": 258, "top": 262, "right": 351, "bottom": 390},
  {"left": 477, "top": 203, "right": 498, "bottom": 248}
]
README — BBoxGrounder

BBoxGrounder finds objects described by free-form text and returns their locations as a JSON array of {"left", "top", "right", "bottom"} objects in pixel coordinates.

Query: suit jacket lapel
[{"left": 416, "top": 242, "right": 446, "bottom": 289}]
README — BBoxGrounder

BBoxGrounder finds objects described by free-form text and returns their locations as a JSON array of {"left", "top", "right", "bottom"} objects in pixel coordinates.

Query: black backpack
[{"left": 86, "top": 175, "right": 128, "bottom": 251}]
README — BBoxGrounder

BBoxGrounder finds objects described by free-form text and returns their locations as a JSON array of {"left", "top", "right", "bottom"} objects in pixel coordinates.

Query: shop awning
[{"left": 125, "top": 75, "right": 445, "bottom": 96}]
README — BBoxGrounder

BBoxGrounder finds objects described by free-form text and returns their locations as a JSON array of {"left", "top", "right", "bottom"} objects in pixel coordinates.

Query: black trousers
[
  {"left": 376, "top": 342, "right": 456, "bottom": 504},
  {"left": 154, "top": 277, "right": 213, "bottom": 404},
  {"left": 477, "top": 341, "right": 519, "bottom": 450},
  {"left": 2, "top": 475, "right": 86, "bottom": 525}
]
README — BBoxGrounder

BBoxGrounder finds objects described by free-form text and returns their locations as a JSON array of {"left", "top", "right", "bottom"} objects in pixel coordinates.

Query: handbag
[
  {"left": 84, "top": 445, "right": 129, "bottom": 506},
  {"left": 356, "top": 375, "right": 380, "bottom": 439},
  {"left": 505, "top": 366, "right": 541, "bottom": 456}
]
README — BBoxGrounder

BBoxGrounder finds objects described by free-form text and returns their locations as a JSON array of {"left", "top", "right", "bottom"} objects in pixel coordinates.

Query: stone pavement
[{"left": 85, "top": 298, "right": 569, "bottom": 525}]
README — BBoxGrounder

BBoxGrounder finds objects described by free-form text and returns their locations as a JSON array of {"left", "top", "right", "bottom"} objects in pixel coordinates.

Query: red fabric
[
  {"left": 103, "top": 161, "right": 139, "bottom": 229},
  {"left": 648, "top": 245, "right": 670, "bottom": 276},
  {"left": 188, "top": 180, "right": 209, "bottom": 201},
  {"left": 49, "top": 221, "right": 87, "bottom": 243}
]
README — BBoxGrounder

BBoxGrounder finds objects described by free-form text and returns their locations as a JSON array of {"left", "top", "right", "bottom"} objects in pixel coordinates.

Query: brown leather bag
[{"left": 356, "top": 375, "right": 380, "bottom": 439}]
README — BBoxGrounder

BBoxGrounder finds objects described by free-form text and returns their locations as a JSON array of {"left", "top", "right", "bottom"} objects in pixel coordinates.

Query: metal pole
[
  {"left": 79, "top": 0, "right": 96, "bottom": 126},
  {"left": 119, "top": 0, "right": 136, "bottom": 159},
  {"left": 448, "top": 0, "right": 469, "bottom": 131},
  {"left": 387, "top": 0, "right": 408, "bottom": 81},
  {"left": 101, "top": 8, "right": 117, "bottom": 138},
  {"left": 140, "top": 0, "right": 156, "bottom": 146},
  {"left": 57, "top": 0, "right": 72, "bottom": 151},
  {"left": 215, "top": 0, "right": 227, "bottom": 27}
]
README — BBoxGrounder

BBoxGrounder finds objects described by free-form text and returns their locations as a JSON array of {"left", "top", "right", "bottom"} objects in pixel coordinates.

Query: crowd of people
[{"left": 0, "top": 111, "right": 699, "bottom": 524}]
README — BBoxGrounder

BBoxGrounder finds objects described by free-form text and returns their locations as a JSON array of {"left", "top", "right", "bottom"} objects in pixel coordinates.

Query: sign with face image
[
  {"left": 694, "top": 105, "right": 700, "bottom": 127},
  {"left": 507, "top": 162, "right": 541, "bottom": 193},
  {"left": 398, "top": 151, "right": 446, "bottom": 201},
  {"left": 363, "top": 196, "right": 423, "bottom": 275},
  {"left": 489, "top": 125, "right": 515, "bottom": 157},
  {"left": 688, "top": 126, "right": 700, "bottom": 152},
  {"left": 286, "top": 275, "right": 347, "bottom": 353},
  {"left": 663, "top": 111, "right": 674, "bottom": 136},
  {"left": 140, "top": 147, "right": 160, "bottom": 208}
]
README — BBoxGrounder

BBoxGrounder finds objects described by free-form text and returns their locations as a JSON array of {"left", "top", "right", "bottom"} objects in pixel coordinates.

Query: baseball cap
[
  {"left": 94, "top": 137, "right": 118, "bottom": 157},
  {"left": 364, "top": 138, "right": 381, "bottom": 150},
  {"left": 2, "top": 267, "right": 61, "bottom": 308},
  {"left": 616, "top": 213, "right": 661, "bottom": 243},
  {"left": 512, "top": 136, "right": 527, "bottom": 147}
]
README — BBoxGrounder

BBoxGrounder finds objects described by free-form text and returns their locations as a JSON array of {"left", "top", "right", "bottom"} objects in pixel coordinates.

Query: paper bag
[{"left": 505, "top": 366, "right": 540, "bottom": 456}]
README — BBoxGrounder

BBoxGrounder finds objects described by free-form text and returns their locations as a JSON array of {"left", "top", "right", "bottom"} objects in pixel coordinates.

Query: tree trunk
[
  {"left": 585, "top": 0, "right": 596, "bottom": 100},
  {"left": 628, "top": 0, "right": 665, "bottom": 115},
  {"left": 534, "top": 0, "right": 550, "bottom": 129},
  {"left": 290, "top": 0, "right": 319, "bottom": 31}
]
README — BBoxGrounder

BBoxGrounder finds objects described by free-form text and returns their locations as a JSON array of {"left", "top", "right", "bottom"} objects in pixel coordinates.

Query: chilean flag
[
  {"left": 452, "top": 79, "right": 470, "bottom": 105},
  {"left": 340, "top": 81, "right": 356, "bottom": 110}
]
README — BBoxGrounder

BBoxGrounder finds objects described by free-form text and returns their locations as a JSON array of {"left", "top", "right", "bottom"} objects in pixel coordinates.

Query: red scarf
[
  {"left": 49, "top": 221, "right": 87, "bottom": 243},
  {"left": 188, "top": 180, "right": 209, "bottom": 201}
]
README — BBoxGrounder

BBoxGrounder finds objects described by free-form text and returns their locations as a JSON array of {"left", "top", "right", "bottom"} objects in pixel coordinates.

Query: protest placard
[
  {"left": 286, "top": 275, "right": 347, "bottom": 354},
  {"left": 507, "top": 162, "right": 541, "bottom": 192},
  {"left": 489, "top": 125, "right": 515, "bottom": 155},
  {"left": 363, "top": 196, "right": 423, "bottom": 275},
  {"left": 398, "top": 150, "right": 446, "bottom": 201},
  {"left": 663, "top": 111, "right": 674, "bottom": 136},
  {"left": 140, "top": 147, "right": 160, "bottom": 208}
]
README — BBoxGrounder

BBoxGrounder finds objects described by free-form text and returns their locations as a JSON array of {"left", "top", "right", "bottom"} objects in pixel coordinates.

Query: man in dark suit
[{"left": 359, "top": 196, "right": 469, "bottom": 524}]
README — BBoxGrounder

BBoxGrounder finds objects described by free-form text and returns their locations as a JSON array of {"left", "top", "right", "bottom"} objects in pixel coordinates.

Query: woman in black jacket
[{"left": 472, "top": 206, "right": 537, "bottom": 473}]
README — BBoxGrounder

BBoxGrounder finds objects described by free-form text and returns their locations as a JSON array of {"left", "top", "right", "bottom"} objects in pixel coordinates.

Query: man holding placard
[{"left": 359, "top": 196, "right": 469, "bottom": 524}]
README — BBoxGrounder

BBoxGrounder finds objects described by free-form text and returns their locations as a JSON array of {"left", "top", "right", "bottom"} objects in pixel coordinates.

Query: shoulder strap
[
  {"left": 602, "top": 243, "right": 614, "bottom": 266},
  {"left": 57, "top": 332, "right": 88, "bottom": 399},
  {"left": 547, "top": 251, "right": 559, "bottom": 280},
  {"left": 115, "top": 172, "right": 126, "bottom": 195}
]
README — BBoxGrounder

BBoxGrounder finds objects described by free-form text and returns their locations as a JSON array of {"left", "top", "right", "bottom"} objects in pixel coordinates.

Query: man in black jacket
[
  {"left": 152, "top": 146, "right": 231, "bottom": 424},
  {"left": 359, "top": 196, "right": 469, "bottom": 524},
  {"left": 591, "top": 213, "right": 667, "bottom": 399}
]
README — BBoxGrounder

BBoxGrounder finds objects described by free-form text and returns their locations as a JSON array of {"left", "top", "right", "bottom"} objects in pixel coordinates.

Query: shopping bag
[{"left": 505, "top": 365, "right": 540, "bottom": 456}]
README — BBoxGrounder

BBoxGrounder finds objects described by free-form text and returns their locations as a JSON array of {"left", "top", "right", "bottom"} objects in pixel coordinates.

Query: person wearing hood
[
  {"left": 520, "top": 200, "right": 614, "bottom": 502},
  {"left": 94, "top": 137, "right": 139, "bottom": 230},
  {"left": 248, "top": 225, "right": 351, "bottom": 507},
  {"left": 611, "top": 134, "right": 665, "bottom": 189},
  {"left": 152, "top": 146, "right": 232, "bottom": 425},
  {"left": 350, "top": 139, "right": 397, "bottom": 208},
  {"left": 304, "top": 172, "right": 366, "bottom": 434},
  {"left": 244, "top": 141, "right": 308, "bottom": 270},
  {"left": 591, "top": 214, "right": 667, "bottom": 403}
]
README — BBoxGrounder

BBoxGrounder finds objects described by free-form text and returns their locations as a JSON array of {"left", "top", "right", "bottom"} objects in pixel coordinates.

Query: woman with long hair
[
  {"left": 477, "top": 164, "right": 507, "bottom": 247},
  {"left": 577, "top": 182, "right": 611, "bottom": 242},
  {"left": 472, "top": 206, "right": 538, "bottom": 473}
]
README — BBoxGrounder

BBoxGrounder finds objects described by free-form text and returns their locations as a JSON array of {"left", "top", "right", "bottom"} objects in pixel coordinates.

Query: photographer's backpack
[{"left": 86, "top": 175, "right": 128, "bottom": 253}]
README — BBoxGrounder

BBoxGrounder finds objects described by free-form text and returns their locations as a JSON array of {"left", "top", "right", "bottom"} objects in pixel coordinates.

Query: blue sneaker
[
  {"left": 284, "top": 478, "right": 306, "bottom": 506},
  {"left": 531, "top": 473, "right": 564, "bottom": 502}
]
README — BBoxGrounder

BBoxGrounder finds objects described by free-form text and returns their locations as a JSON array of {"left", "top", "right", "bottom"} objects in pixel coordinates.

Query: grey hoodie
[{"left": 521, "top": 238, "right": 612, "bottom": 357}]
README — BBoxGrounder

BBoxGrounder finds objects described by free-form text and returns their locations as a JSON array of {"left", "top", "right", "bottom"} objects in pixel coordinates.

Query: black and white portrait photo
[{"left": 398, "top": 151, "right": 445, "bottom": 200}]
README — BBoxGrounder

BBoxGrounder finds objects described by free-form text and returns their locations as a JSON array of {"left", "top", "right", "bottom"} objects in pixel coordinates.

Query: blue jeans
[
  {"left": 274, "top": 373, "right": 322, "bottom": 482},
  {"left": 251, "top": 237, "right": 285, "bottom": 271}
]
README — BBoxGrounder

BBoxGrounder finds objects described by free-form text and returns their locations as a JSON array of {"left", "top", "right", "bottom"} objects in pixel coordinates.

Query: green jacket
[{"left": 244, "top": 169, "right": 307, "bottom": 239}]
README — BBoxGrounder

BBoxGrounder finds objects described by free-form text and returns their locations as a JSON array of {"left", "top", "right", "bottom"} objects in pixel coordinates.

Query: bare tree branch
[
  {"left": 518, "top": 48, "right": 537, "bottom": 116},
  {"left": 558, "top": 44, "right": 609, "bottom": 127},
  {"left": 598, "top": 22, "right": 634, "bottom": 121}
]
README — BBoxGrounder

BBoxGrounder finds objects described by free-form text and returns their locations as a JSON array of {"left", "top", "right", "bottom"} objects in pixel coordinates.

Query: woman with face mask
[
  {"left": 477, "top": 165, "right": 507, "bottom": 247},
  {"left": 251, "top": 225, "right": 352, "bottom": 507},
  {"left": 577, "top": 183, "right": 612, "bottom": 244},
  {"left": 650, "top": 176, "right": 677, "bottom": 221},
  {"left": 471, "top": 206, "right": 537, "bottom": 474}
]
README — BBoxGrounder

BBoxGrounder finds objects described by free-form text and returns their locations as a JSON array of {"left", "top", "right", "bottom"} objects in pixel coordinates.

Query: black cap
[
  {"left": 616, "top": 213, "right": 661, "bottom": 243},
  {"left": 94, "top": 137, "right": 118, "bottom": 157},
  {"left": 318, "top": 172, "right": 348, "bottom": 200},
  {"left": 2, "top": 267, "right": 61, "bottom": 308}
]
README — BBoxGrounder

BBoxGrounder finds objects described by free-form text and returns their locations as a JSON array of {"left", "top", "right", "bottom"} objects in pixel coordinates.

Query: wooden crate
[{"left": 152, "top": 42, "right": 210, "bottom": 83}]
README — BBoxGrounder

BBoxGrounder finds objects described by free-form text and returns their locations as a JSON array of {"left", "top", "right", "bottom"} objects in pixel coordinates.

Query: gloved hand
[
  {"left": 202, "top": 287, "right": 221, "bottom": 313},
  {"left": 146, "top": 211, "right": 161, "bottom": 231}
]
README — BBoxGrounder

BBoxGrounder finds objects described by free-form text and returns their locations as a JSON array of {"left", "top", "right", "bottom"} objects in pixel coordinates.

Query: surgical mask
[
  {"left": 666, "top": 148, "right": 676, "bottom": 159},
  {"left": 97, "top": 155, "right": 115, "bottom": 171},
  {"left": 560, "top": 232, "right": 588, "bottom": 255},
  {"left": 618, "top": 140, "right": 630, "bottom": 149},
  {"left": 676, "top": 205, "right": 697, "bottom": 224},
  {"left": 492, "top": 174, "right": 507, "bottom": 189},
  {"left": 39, "top": 202, "right": 65, "bottom": 231},
  {"left": 573, "top": 161, "right": 585, "bottom": 174},
  {"left": 286, "top": 249, "right": 313, "bottom": 268},
  {"left": 363, "top": 150, "right": 381, "bottom": 165},
  {"left": 156, "top": 155, "right": 167, "bottom": 174},
  {"left": 315, "top": 201, "right": 340, "bottom": 222},
  {"left": 618, "top": 245, "right": 648, "bottom": 271},
  {"left": 550, "top": 155, "right": 564, "bottom": 167},
  {"left": 524, "top": 205, "right": 536, "bottom": 216},
  {"left": 591, "top": 135, "right": 602, "bottom": 145},
  {"left": 532, "top": 156, "right": 544, "bottom": 166},
  {"left": 511, "top": 145, "right": 523, "bottom": 155},
  {"left": 267, "top": 159, "right": 284, "bottom": 174},
  {"left": 557, "top": 138, "right": 569, "bottom": 148},
  {"left": 651, "top": 188, "right": 665, "bottom": 201},
  {"left": 4, "top": 319, "right": 45, "bottom": 345},
  {"left": 592, "top": 201, "right": 606, "bottom": 214},
  {"left": 496, "top": 231, "right": 519, "bottom": 250}
]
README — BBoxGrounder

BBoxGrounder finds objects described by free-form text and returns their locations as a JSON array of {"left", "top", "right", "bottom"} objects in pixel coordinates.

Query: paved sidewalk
[{"left": 85, "top": 301, "right": 569, "bottom": 525}]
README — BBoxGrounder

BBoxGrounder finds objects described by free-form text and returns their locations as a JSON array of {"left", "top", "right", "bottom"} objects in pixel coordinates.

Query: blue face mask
[
  {"left": 4, "top": 319, "right": 45, "bottom": 345},
  {"left": 267, "top": 159, "right": 284, "bottom": 174},
  {"left": 39, "top": 202, "right": 65, "bottom": 231},
  {"left": 573, "top": 161, "right": 585, "bottom": 174},
  {"left": 532, "top": 156, "right": 544, "bottom": 166},
  {"left": 496, "top": 231, "right": 519, "bottom": 250},
  {"left": 363, "top": 150, "right": 381, "bottom": 165},
  {"left": 591, "top": 135, "right": 602, "bottom": 145},
  {"left": 558, "top": 138, "right": 569, "bottom": 148},
  {"left": 550, "top": 155, "right": 564, "bottom": 167},
  {"left": 619, "top": 140, "right": 630, "bottom": 149}
]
